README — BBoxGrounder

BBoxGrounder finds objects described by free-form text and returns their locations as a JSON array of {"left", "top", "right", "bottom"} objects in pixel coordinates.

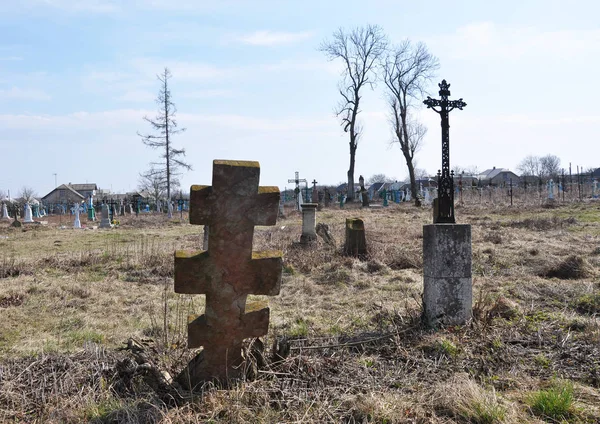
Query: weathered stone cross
[{"left": 174, "top": 160, "right": 282, "bottom": 387}]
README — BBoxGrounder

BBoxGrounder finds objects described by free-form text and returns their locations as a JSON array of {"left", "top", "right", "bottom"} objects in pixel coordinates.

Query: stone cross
[
  {"left": 174, "top": 160, "right": 282, "bottom": 387},
  {"left": 311, "top": 179, "right": 318, "bottom": 203}
]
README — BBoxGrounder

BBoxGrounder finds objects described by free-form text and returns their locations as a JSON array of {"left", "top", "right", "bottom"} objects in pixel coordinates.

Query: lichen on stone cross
[{"left": 174, "top": 160, "right": 282, "bottom": 387}]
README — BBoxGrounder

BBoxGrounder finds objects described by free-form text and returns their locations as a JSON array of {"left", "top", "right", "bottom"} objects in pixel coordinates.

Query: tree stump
[{"left": 344, "top": 218, "right": 367, "bottom": 257}]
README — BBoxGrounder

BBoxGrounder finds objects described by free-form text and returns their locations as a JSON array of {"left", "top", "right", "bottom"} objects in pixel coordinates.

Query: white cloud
[
  {"left": 427, "top": 22, "right": 600, "bottom": 61},
  {"left": 182, "top": 89, "right": 236, "bottom": 99},
  {"left": 34, "top": 0, "right": 119, "bottom": 13},
  {"left": 0, "top": 87, "right": 51, "bottom": 101},
  {"left": 232, "top": 30, "right": 314, "bottom": 46}
]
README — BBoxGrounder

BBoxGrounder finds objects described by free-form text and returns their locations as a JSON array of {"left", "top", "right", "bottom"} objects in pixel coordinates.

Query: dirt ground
[{"left": 0, "top": 200, "right": 599, "bottom": 423}]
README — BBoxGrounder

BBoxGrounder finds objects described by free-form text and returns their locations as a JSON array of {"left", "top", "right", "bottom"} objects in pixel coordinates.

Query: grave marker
[
  {"left": 174, "top": 160, "right": 282, "bottom": 387},
  {"left": 99, "top": 204, "right": 112, "bottom": 228},
  {"left": 287, "top": 171, "right": 306, "bottom": 211},
  {"left": 73, "top": 203, "right": 82, "bottom": 229},
  {"left": 423, "top": 80, "right": 471, "bottom": 327},
  {"left": 23, "top": 203, "right": 34, "bottom": 223},
  {"left": 300, "top": 203, "right": 317, "bottom": 244},
  {"left": 1, "top": 203, "right": 9, "bottom": 220}
]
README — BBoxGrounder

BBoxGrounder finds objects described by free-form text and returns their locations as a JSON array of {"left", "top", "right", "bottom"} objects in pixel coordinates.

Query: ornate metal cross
[
  {"left": 174, "top": 160, "right": 282, "bottom": 387},
  {"left": 287, "top": 171, "right": 306, "bottom": 209},
  {"left": 424, "top": 80, "right": 467, "bottom": 224}
]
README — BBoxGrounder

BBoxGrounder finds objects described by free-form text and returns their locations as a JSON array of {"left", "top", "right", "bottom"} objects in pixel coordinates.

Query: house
[
  {"left": 591, "top": 168, "right": 600, "bottom": 179},
  {"left": 478, "top": 167, "right": 520, "bottom": 186},
  {"left": 68, "top": 183, "right": 97, "bottom": 199},
  {"left": 41, "top": 184, "right": 85, "bottom": 205}
]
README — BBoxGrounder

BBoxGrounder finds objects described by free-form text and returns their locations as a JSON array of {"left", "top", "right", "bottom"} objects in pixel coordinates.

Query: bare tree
[
  {"left": 138, "top": 67, "right": 191, "bottom": 217},
  {"left": 320, "top": 25, "right": 387, "bottom": 201},
  {"left": 517, "top": 155, "right": 542, "bottom": 185},
  {"left": 540, "top": 154, "right": 561, "bottom": 181},
  {"left": 414, "top": 167, "right": 430, "bottom": 181},
  {"left": 382, "top": 40, "right": 439, "bottom": 206},
  {"left": 19, "top": 186, "right": 37, "bottom": 203},
  {"left": 367, "top": 173, "right": 396, "bottom": 184},
  {"left": 138, "top": 168, "right": 172, "bottom": 211}
]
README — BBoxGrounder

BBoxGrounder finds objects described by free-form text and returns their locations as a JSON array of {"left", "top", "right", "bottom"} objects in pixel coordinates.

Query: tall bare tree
[
  {"left": 540, "top": 154, "right": 561, "bottom": 181},
  {"left": 320, "top": 25, "right": 387, "bottom": 201},
  {"left": 517, "top": 155, "right": 541, "bottom": 184},
  {"left": 382, "top": 40, "right": 439, "bottom": 206},
  {"left": 19, "top": 186, "right": 37, "bottom": 203},
  {"left": 138, "top": 67, "right": 191, "bottom": 217}
]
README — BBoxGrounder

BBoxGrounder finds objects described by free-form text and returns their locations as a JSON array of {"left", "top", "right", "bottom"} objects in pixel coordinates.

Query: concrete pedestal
[
  {"left": 300, "top": 203, "right": 317, "bottom": 244},
  {"left": 423, "top": 224, "right": 472, "bottom": 327}
]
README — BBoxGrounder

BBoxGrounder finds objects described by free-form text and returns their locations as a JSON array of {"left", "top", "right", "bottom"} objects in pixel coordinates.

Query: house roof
[
  {"left": 69, "top": 183, "right": 97, "bottom": 191},
  {"left": 42, "top": 184, "right": 85, "bottom": 201}
]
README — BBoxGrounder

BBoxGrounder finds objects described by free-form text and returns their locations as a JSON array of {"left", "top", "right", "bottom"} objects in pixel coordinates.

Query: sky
[{"left": 1, "top": 0, "right": 599, "bottom": 198}]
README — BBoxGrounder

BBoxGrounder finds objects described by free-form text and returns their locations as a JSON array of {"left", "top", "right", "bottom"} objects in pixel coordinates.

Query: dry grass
[{"left": 1, "top": 202, "right": 599, "bottom": 422}]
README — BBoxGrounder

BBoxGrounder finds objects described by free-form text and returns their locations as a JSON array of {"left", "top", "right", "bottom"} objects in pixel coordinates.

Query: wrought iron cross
[{"left": 424, "top": 80, "right": 466, "bottom": 224}]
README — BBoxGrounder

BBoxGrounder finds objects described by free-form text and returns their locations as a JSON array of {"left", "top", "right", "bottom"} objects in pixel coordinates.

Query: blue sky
[{"left": 1, "top": 0, "right": 599, "bottom": 197}]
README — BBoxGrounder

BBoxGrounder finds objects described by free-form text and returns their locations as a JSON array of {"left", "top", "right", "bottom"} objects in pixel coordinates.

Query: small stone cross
[{"left": 175, "top": 160, "right": 282, "bottom": 387}]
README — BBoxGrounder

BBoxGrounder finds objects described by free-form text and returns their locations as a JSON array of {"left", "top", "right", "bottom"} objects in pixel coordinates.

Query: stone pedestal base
[
  {"left": 300, "top": 203, "right": 317, "bottom": 244},
  {"left": 423, "top": 224, "right": 472, "bottom": 327}
]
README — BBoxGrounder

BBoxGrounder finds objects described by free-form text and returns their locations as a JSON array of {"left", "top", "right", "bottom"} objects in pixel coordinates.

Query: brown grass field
[{"left": 1, "top": 200, "right": 599, "bottom": 423}]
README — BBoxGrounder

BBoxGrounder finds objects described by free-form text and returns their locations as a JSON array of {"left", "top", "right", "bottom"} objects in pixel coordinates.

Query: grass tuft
[{"left": 528, "top": 379, "right": 575, "bottom": 421}]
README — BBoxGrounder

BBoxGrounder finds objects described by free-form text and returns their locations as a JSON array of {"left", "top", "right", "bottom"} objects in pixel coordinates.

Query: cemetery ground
[{"left": 0, "top": 202, "right": 599, "bottom": 423}]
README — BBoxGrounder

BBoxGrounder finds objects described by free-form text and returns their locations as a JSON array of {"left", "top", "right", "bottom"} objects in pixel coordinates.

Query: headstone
[
  {"left": 73, "top": 203, "right": 81, "bottom": 229},
  {"left": 405, "top": 189, "right": 411, "bottom": 202},
  {"left": 547, "top": 179, "right": 554, "bottom": 200},
  {"left": 382, "top": 189, "right": 388, "bottom": 207},
  {"left": 300, "top": 203, "right": 317, "bottom": 244},
  {"left": 23, "top": 203, "right": 34, "bottom": 223},
  {"left": 120, "top": 200, "right": 125, "bottom": 216},
  {"left": 593, "top": 179, "right": 598, "bottom": 199},
  {"left": 344, "top": 218, "right": 367, "bottom": 257},
  {"left": 424, "top": 188, "right": 432, "bottom": 205},
  {"left": 32, "top": 204, "right": 40, "bottom": 218},
  {"left": 174, "top": 160, "right": 282, "bottom": 387},
  {"left": 423, "top": 224, "right": 472, "bottom": 327},
  {"left": 1, "top": 203, "right": 9, "bottom": 220},
  {"left": 297, "top": 189, "right": 303, "bottom": 211},
  {"left": 99, "top": 204, "right": 112, "bottom": 228}
]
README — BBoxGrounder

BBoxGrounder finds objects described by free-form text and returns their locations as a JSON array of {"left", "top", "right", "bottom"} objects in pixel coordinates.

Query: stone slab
[
  {"left": 423, "top": 277, "right": 472, "bottom": 327},
  {"left": 423, "top": 224, "right": 471, "bottom": 278}
]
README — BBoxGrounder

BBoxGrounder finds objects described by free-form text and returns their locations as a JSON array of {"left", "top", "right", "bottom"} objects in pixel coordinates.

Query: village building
[{"left": 478, "top": 167, "right": 520, "bottom": 186}]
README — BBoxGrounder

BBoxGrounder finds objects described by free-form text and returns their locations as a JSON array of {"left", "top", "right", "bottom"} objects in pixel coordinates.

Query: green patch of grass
[
  {"left": 83, "top": 397, "right": 125, "bottom": 421},
  {"left": 437, "top": 338, "right": 459, "bottom": 358},
  {"left": 528, "top": 379, "right": 575, "bottom": 422},
  {"left": 534, "top": 353, "right": 551, "bottom": 369},
  {"left": 65, "top": 329, "right": 105, "bottom": 346},
  {"left": 573, "top": 293, "right": 600, "bottom": 315},
  {"left": 288, "top": 318, "right": 309, "bottom": 337}
]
